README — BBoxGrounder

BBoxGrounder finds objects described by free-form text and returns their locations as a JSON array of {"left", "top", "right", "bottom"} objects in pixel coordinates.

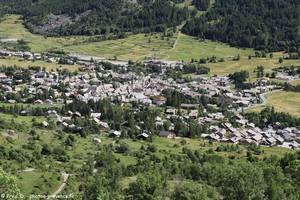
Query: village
[{"left": 0, "top": 49, "right": 299, "bottom": 150}]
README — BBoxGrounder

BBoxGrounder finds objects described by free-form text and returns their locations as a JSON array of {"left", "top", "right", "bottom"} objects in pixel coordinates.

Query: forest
[{"left": 183, "top": 0, "right": 300, "bottom": 52}]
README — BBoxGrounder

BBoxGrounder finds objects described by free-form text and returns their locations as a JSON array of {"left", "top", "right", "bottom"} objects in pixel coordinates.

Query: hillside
[
  {"left": 183, "top": 0, "right": 300, "bottom": 52},
  {"left": 0, "top": 0, "right": 189, "bottom": 36}
]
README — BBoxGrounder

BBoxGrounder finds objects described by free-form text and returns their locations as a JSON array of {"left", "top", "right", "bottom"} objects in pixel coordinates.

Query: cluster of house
[
  {"left": 201, "top": 115, "right": 300, "bottom": 149},
  {"left": 0, "top": 49, "right": 129, "bottom": 66},
  {"left": 158, "top": 104, "right": 300, "bottom": 149},
  {"left": 0, "top": 55, "right": 299, "bottom": 149}
]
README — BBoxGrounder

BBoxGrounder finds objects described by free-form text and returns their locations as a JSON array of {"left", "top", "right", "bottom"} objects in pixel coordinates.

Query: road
[{"left": 245, "top": 89, "right": 282, "bottom": 110}]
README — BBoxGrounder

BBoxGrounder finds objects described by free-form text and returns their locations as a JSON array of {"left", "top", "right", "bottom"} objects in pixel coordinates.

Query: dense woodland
[{"left": 183, "top": 0, "right": 300, "bottom": 52}]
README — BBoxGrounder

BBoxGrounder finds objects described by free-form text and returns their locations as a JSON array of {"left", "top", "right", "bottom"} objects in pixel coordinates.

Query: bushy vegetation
[{"left": 78, "top": 146, "right": 300, "bottom": 200}]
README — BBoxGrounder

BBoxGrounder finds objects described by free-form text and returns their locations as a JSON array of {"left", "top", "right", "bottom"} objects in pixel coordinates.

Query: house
[
  {"left": 8, "top": 99, "right": 16, "bottom": 104},
  {"left": 166, "top": 108, "right": 176, "bottom": 115},
  {"left": 280, "top": 141, "right": 300, "bottom": 149},
  {"left": 180, "top": 104, "right": 199, "bottom": 109},
  {"left": 111, "top": 130, "right": 122, "bottom": 138},
  {"left": 91, "top": 113, "right": 101, "bottom": 119},
  {"left": 93, "top": 138, "right": 101, "bottom": 144},
  {"left": 152, "top": 96, "right": 167, "bottom": 106},
  {"left": 42, "top": 121, "right": 49, "bottom": 127},
  {"left": 47, "top": 110, "right": 58, "bottom": 118},
  {"left": 137, "top": 132, "right": 150, "bottom": 140},
  {"left": 99, "top": 121, "right": 110, "bottom": 129},
  {"left": 159, "top": 131, "right": 176, "bottom": 139},
  {"left": 34, "top": 100, "right": 43, "bottom": 104},
  {"left": 189, "top": 110, "right": 198, "bottom": 118},
  {"left": 251, "top": 133, "right": 262, "bottom": 142},
  {"left": 229, "top": 136, "right": 241, "bottom": 144},
  {"left": 0, "top": 73, "right": 7, "bottom": 81},
  {"left": 265, "top": 137, "right": 277, "bottom": 146}
]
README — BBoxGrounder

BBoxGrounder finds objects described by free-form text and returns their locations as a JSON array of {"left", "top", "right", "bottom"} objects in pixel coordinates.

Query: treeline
[
  {"left": 283, "top": 82, "right": 300, "bottom": 93},
  {"left": 183, "top": 0, "right": 300, "bottom": 52},
  {"left": 246, "top": 107, "right": 300, "bottom": 128}
]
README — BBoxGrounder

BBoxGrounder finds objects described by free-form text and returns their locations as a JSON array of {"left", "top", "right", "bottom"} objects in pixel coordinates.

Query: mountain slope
[
  {"left": 183, "top": 0, "right": 300, "bottom": 51},
  {"left": 0, "top": 0, "right": 189, "bottom": 36}
]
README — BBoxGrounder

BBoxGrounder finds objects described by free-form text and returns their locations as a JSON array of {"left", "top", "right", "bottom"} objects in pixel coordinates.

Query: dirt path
[
  {"left": 22, "top": 168, "right": 35, "bottom": 172},
  {"left": 48, "top": 172, "right": 70, "bottom": 199},
  {"left": 172, "top": 31, "right": 181, "bottom": 49}
]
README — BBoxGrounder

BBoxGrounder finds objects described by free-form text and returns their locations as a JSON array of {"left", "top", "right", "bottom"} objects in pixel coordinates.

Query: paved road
[{"left": 245, "top": 89, "right": 283, "bottom": 110}]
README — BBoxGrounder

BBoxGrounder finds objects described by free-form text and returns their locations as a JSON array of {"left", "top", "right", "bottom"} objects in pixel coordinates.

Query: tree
[
  {"left": 279, "top": 57, "right": 283, "bottom": 64},
  {"left": 126, "top": 170, "right": 166, "bottom": 200},
  {"left": 0, "top": 169, "right": 22, "bottom": 200},
  {"left": 229, "top": 70, "right": 250, "bottom": 88},
  {"left": 172, "top": 182, "right": 221, "bottom": 200}
]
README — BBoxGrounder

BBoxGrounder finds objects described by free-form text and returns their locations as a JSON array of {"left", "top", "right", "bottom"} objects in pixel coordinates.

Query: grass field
[
  {"left": 17, "top": 171, "right": 62, "bottom": 195},
  {"left": 207, "top": 53, "right": 300, "bottom": 80},
  {"left": 247, "top": 91, "right": 300, "bottom": 117},
  {"left": 161, "top": 33, "right": 254, "bottom": 61},
  {"left": 0, "top": 57, "right": 80, "bottom": 71},
  {"left": 64, "top": 33, "right": 176, "bottom": 61}
]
